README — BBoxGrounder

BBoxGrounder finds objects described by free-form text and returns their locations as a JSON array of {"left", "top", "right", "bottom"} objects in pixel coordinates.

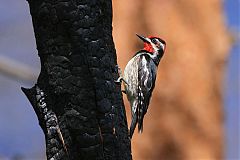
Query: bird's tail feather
[
  {"left": 138, "top": 108, "right": 144, "bottom": 133},
  {"left": 130, "top": 113, "right": 138, "bottom": 139}
]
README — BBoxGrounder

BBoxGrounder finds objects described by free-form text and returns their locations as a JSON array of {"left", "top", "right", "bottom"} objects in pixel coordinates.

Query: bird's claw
[
  {"left": 122, "top": 90, "right": 127, "bottom": 94},
  {"left": 115, "top": 77, "right": 122, "bottom": 84},
  {"left": 115, "top": 77, "right": 129, "bottom": 86}
]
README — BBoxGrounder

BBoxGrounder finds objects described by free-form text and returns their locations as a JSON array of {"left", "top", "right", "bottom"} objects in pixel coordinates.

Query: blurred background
[{"left": 0, "top": 0, "right": 239, "bottom": 159}]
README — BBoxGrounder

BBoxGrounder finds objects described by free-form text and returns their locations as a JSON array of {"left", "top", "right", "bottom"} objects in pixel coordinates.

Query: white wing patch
[{"left": 141, "top": 56, "right": 150, "bottom": 87}]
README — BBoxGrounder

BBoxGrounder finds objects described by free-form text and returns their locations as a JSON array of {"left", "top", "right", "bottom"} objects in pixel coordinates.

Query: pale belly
[{"left": 123, "top": 56, "right": 139, "bottom": 105}]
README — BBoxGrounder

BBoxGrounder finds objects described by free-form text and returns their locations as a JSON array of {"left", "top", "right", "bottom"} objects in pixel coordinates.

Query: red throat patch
[{"left": 143, "top": 43, "right": 153, "bottom": 53}]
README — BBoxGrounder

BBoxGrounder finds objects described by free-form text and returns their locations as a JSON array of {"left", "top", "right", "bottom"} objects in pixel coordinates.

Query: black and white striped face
[
  {"left": 136, "top": 34, "right": 166, "bottom": 54},
  {"left": 149, "top": 37, "right": 166, "bottom": 53}
]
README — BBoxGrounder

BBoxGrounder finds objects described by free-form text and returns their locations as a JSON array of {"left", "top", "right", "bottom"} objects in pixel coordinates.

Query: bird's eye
[{"left": 151, "top": 39, "right": 157, "bottom": 44}]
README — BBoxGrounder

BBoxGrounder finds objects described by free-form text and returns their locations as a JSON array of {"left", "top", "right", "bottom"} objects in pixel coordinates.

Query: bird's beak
[{"left": 136, "top": 34, "right": 150, "bottom": 43}]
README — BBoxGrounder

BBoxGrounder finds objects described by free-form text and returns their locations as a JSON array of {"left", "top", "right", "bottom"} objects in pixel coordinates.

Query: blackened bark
[{"left": 21, "top": 0, "right": 132, "bottom": 159}]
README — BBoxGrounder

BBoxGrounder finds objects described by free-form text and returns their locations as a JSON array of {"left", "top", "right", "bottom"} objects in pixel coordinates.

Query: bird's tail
[
  {"left": 138, "top": 107, "right": 144, "bottom": 133},
  {"left": 129, "top": 112, "right": 138, "bottom": 139}
]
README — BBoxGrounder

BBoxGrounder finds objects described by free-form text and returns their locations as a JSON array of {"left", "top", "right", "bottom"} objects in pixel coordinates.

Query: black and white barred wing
[{"left": 137, "top": 54, "right": 157, "bottom": 133}]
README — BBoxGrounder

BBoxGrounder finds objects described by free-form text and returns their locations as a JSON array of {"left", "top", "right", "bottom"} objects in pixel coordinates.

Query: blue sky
[
  {"left": 0, "top": 1, "right": 44, "bottom": 159},
  {"left": 0, "top": 0, "right": 238, "bottom": 159},
  {"left": 224, "top": 0, "right": 240, "bottom": 159}
]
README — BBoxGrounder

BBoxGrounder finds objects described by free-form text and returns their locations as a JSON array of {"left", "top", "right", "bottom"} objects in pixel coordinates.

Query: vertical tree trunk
[{"left": 22, "top": 0, "right": 132, "bottom": 159}]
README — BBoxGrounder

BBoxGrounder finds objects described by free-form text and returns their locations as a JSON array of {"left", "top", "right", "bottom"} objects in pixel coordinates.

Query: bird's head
[{"left": 136, "top": 34, "right": 166, "bottom": 56}]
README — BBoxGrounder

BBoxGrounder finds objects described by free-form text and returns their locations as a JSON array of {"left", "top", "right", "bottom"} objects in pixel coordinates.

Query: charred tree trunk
[{"left": 21, "top": 0, "right": 132, "bottom": 159}]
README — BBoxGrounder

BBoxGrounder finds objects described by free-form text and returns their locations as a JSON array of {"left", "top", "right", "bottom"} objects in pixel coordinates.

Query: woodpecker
[{"left": 118, "top": 34, "right": 166, "bottom": 138}]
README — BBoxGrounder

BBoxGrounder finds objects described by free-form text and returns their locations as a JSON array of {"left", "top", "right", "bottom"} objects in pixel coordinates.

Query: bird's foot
[
  {"left": 114, "top": 77, "right": 129, "bottom": 86},
  {"left": 114, "top": 65, "right": 129, "bottom": 86},
  {"left": 121, "top": 90, "right": 126, "bottom": 94},
  {"left": 115, "top": 77, "right": 123, "bottom": 84}
]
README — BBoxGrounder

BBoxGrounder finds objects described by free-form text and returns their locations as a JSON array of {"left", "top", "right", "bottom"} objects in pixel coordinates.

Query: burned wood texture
[{"left": 22, "top": 0, "right": 131, "bottom": 159}]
